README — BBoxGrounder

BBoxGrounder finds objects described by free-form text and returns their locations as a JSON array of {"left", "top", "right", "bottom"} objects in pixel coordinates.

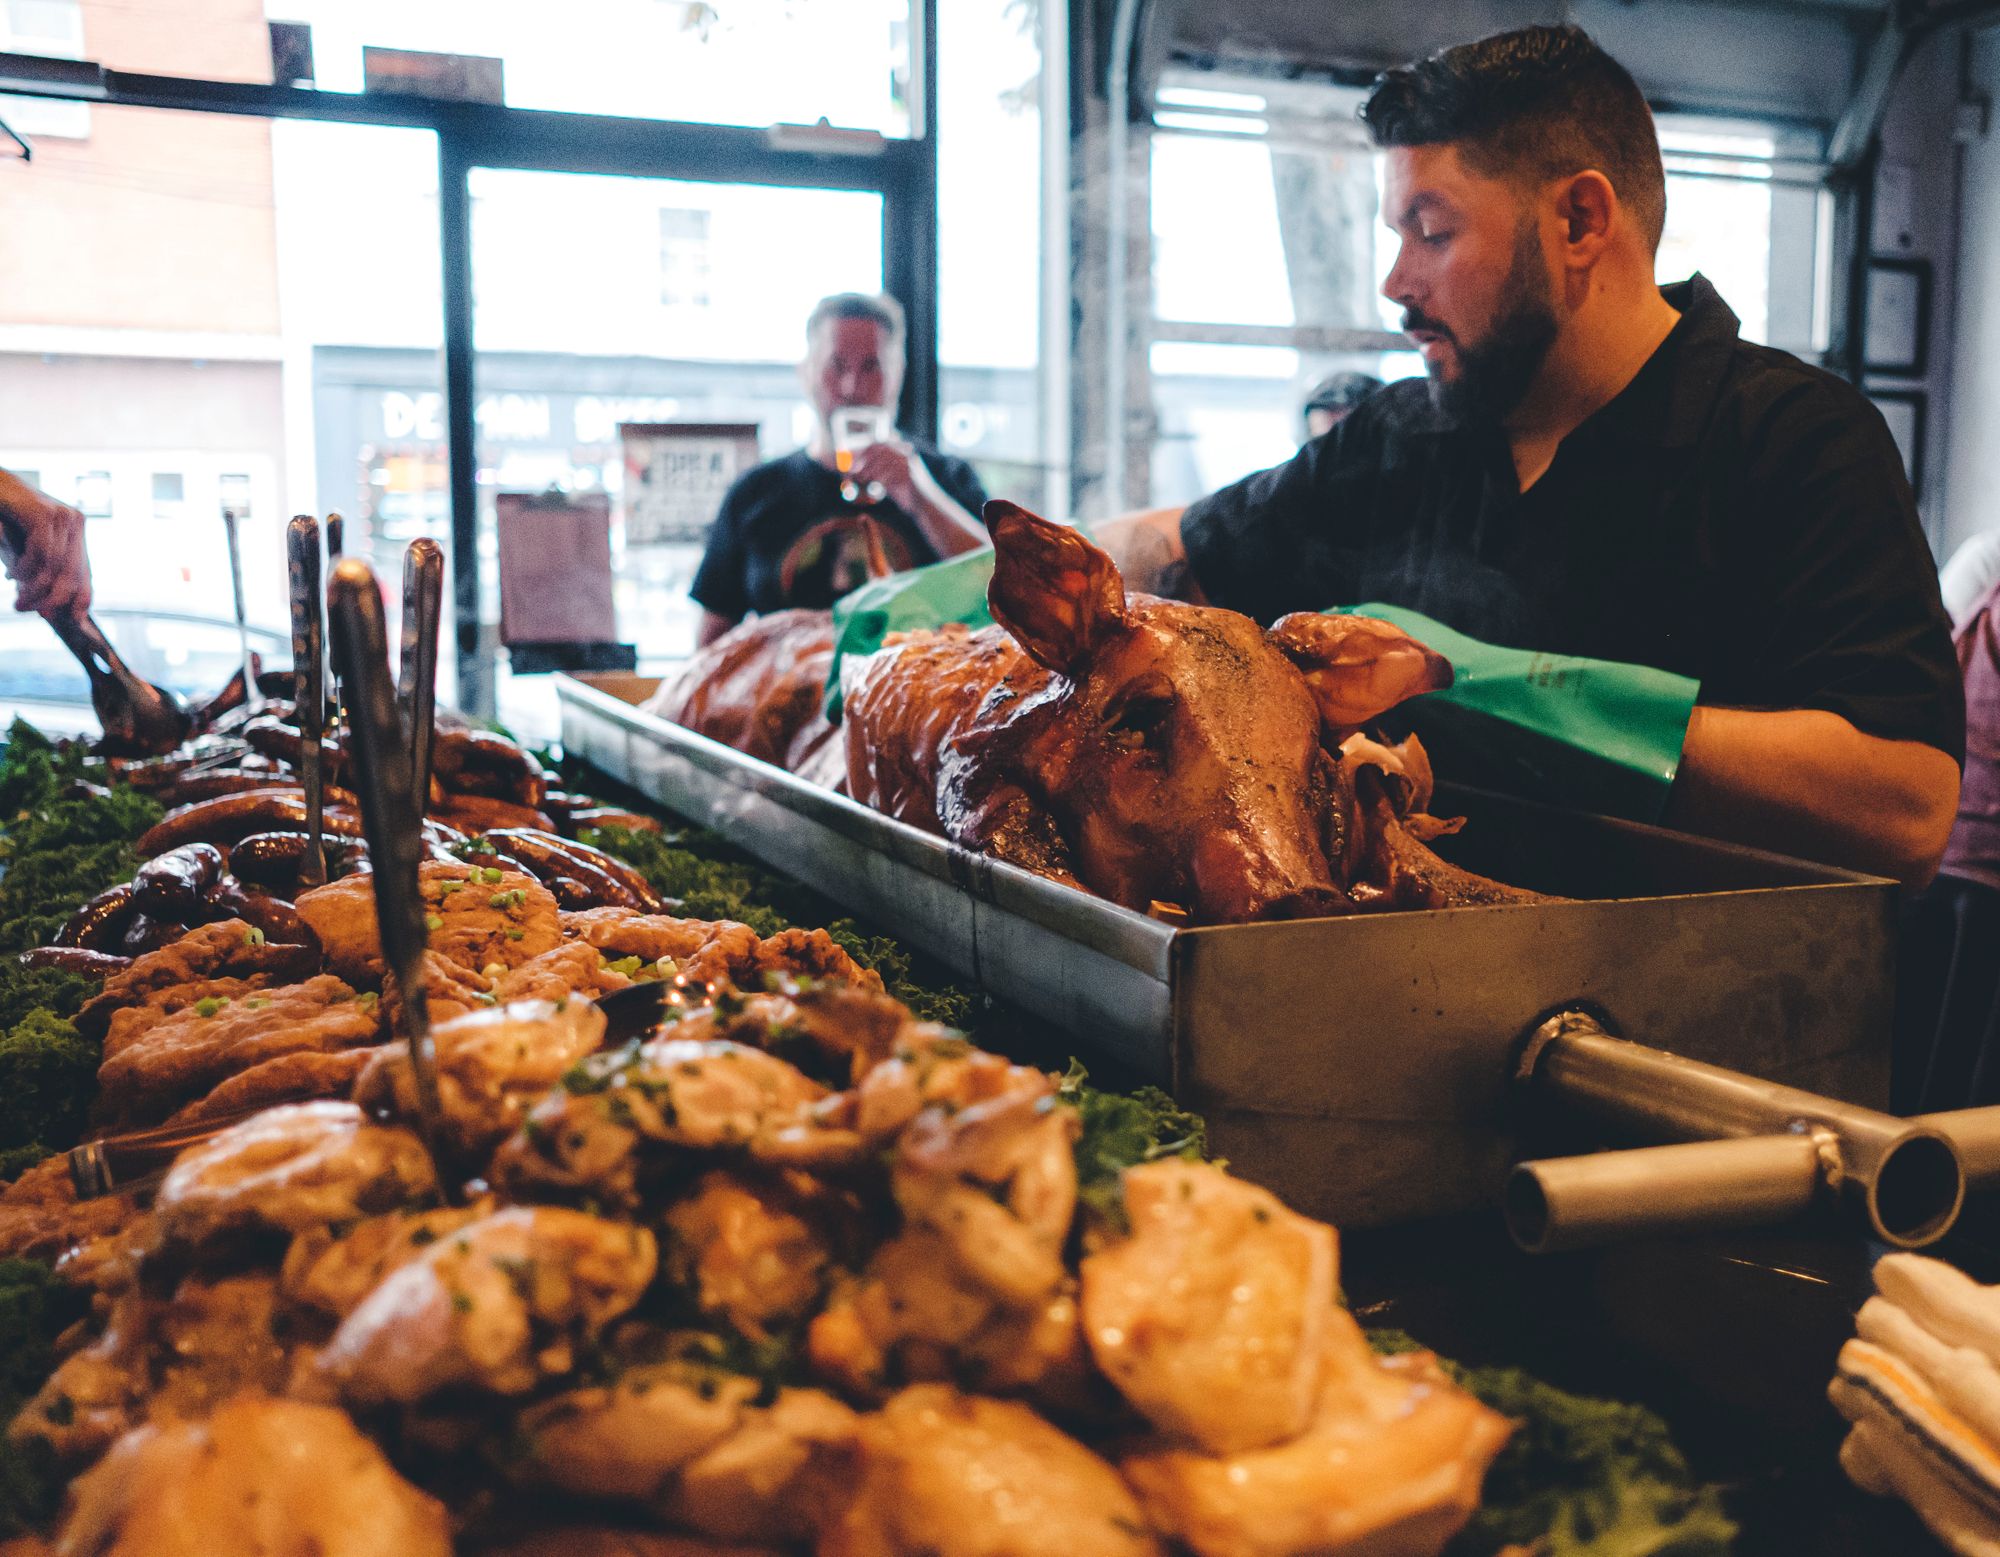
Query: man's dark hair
[
  {"left": 1361, "top": 26, "right": 1666, "bottom": 251},
  {"left": 806, "top": 291, "right": 906, "bottom": 353}
]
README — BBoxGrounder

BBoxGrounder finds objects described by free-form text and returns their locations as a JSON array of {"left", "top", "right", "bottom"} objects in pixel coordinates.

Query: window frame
[{"left": 0, "top": 10, "right": 941, "bottom": 713}]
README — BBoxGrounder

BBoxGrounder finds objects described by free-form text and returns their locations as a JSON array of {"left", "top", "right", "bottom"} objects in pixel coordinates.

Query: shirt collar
[{"left": 1574, "top": 273, "right": 1742, "bottom": 452}]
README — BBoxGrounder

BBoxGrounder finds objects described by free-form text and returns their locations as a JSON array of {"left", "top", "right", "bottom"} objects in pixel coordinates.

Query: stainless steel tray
[{"left": 558, "top": 671, "right": 1898, "bottom": 1227}]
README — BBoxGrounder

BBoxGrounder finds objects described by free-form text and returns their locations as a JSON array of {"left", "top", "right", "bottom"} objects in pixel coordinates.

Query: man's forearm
[
  {"left": 1664, "top": 705, "right": 1961, "bottom": 886},
  {"left": 1089, "top": 506, "right": 1202, "bottom": 602},
  {"left": 904, "top": 487, "right": 987, "bottom": 558}
]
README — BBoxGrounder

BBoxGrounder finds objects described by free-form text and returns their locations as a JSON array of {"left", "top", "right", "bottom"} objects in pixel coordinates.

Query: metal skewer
[
  {"left": 328, "top": 555, "right": 447, "bottom": 1176},
  {"left": 398, "top": 538, "right": 443, "bottom": 815},
  {"left": 220, "top": 502, "right": 263, "bottom": 717},
  {"left": 286, "top": 515, "right": 327, "bottom": 888},
  {"left": 324, "top": 513, "right": 345, "bottom": 749}
]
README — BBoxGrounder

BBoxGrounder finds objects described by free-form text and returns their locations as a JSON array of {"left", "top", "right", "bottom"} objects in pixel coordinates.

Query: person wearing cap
[
  {"left": 0, "top": 467, "right": 90, "bottom": 619},
  {"left": 1302, "top": 371, "right": 1385, "bottom": 441},
  {"left": 691, "top": 292, "right": 988, "bottom": 648},
  {"left": 1090, "top": 24, "right": 1959, "bottom": 887}
]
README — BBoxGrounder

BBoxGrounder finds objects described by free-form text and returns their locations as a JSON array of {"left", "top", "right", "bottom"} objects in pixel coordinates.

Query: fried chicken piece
[
  {"left": 493, "top": 1038, "right": 830, "bottom": 1209},
  {"left": 353, "top": 998, "right": 607, "bottom": 1160},
  {"left": 494, "top": 940, "right": 635, "bottom": 1005},
  {"left": 163, "top": 1045, "right": 389, "bottom": 1125},
  {"left": 1118, "top": 1310, "right": 1512, "bottom": 1557},
  {"left": 660, "top": 1169, "right": 844, "bottom": 1340},
  {"left": 147, "top": 1271, "right": 294, "bottom": 1420},
  {"left": 561, "top": 908, "right": 882, "bottom": 994},
  {"left": 298, "top": 861, "right": 560, "bottom": 984},
  {"left": 281, "top": 1200, "right": 497, "bottom": 1319},
  {"left": 151, "top": 1100, "right": 436, "bottom": 1246},
  {"left": 1079, "top": 1160, "right": 1335, "bottom": 1456},
  {"left": 95, "top": 976, "right": 384, "bottom": 1126},
  {"left": 513, "top": 1360, "right": 857, "bottom": 1547},
  {"left": 0, "top": 1155, "right": 136, "bottom": 1264},
  {"left": 75, "top": 920, "right": 320, "bottom": 1041},
  {"left": 100, "top": 976, "right": 266, "bottom": 1064},
  {"left": 11, "top": 1288, "right": 153, "bottom": 1463},
  {"left": 313, "top": 1206, "right": 656, "bottom": 1402},
  {"left": 55, "top": 1397, "right": 451, "bottom": 1557},
  {"left": 397, "top": 946, "right": 495, "bottom": 1025},
  {"left": 820, "top": 1384, "right": 1162, "bottom": 1557}
]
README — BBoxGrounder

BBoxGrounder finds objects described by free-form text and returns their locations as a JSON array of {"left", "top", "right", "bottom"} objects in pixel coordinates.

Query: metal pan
[{"left": 556, "top": 671, "right": 1896, "bottom": 1227}]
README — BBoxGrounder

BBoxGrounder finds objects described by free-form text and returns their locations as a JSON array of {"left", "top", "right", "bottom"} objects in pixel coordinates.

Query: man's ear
[
  {"left": 986, "top": 500, "right": 1127, "bottom": 675},
  {"left": 1267, "top": 611, "right": 1452, "bottom": 734},
  {"left": 1554, "top": 170, "right": 1617, "bottom": 255}
]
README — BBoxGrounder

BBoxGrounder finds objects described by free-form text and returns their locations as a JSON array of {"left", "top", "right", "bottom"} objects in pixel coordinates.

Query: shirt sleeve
[
  {"left": 1179, "top": 415, "right": 1370, "bottom": 623},
  {"left": 1720, "top": 377, "right": 1964, "bottom": 762},
  {"left": 924, "top": 451, "right": 989, "bottom": 521},
  {"left": 688, "top": 474, "right": 752, "bottom": 619}
]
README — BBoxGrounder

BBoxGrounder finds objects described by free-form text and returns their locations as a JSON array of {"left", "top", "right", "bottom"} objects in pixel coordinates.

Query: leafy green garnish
[
  {"left": 1369, "top": 1329, "right": 1737, "bottom": 1557},
  {"left": 0, "top": 1258, "right": 86, "bottom": 1534},
  {"left": 0, "top": 1011, "right": 97, "bottom": 1161},
  {"left": 1058, "top": 1059, "right": 1208, "bottom": 1231}
]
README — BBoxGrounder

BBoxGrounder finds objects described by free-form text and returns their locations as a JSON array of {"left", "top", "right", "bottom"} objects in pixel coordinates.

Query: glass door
[{"left": 465, "top": 168, "right": 887, "bottom": 738}]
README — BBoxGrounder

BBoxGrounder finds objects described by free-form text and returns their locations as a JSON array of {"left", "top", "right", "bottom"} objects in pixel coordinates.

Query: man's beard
[{"left": 1414, "top": 221, "right": 1558, "bottom": 426}]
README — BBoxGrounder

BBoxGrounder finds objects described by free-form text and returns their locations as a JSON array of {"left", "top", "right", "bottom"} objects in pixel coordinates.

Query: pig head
[{"left": 843, "top": 503, "right": 1472, "bottom": 922}]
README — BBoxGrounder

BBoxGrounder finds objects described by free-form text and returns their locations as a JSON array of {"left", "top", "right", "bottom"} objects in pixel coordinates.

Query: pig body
[{"left": 656, "top": 504, "right": 1544, "bottom": 922}]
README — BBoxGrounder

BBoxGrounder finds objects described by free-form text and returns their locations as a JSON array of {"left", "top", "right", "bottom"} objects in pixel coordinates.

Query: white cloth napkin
[{"left": 1830, "top": 1253, "right": 2000, "bottom": 1554}]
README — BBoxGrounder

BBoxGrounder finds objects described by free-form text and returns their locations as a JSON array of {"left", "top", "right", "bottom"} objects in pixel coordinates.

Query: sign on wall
[{"left": 619, "top": 422, "right": 761, "bottom": 548}]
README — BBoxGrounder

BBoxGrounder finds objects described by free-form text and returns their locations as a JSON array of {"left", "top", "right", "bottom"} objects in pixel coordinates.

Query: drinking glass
[{"left": 831, "top": 406, "right": 891, "bottom": 503}]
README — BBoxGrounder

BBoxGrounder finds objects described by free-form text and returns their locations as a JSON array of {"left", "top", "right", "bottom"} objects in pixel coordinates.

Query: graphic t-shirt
[{"left": 689, "top": 445, "right": 988, "bottom": 618}]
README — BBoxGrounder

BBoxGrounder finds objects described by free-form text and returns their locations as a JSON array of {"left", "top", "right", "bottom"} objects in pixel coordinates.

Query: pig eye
[{"left": 1106, "top": 690, "right": 1174, "bottom": 751}]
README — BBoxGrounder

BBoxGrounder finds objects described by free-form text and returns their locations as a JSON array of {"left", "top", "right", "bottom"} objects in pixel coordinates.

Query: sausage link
[
  {"left": 431, "top": 794, "right": 558, "bottom": 835},
  {"left": 538, "top": 831, "right": 666, "bottom": 911},
  {"left": 204, "top": 878, "right": 320, "bottom": 952},
  {"left": 55, "top": 884, "right": 138, "bottom": 951},
  {"left": 565, "top": 807, "right": 665, "bottom": 836},
  {"left": 119, "top": 913, "right": 189, "bottom": 956},
  {"left": 133, "top": 843, "right": 226, "bottom": 919},
  {"left": 242, "top": 714, "right": 346, "bottom": 778},
  {"left": 483, "top": 829, "right": 642, "bottom": 910},
  {"left": 137, "top": 791, "right": 366, "bottom": 857},
  {"left": 19, "top": 946, "right": 131, "bottom": 977}
]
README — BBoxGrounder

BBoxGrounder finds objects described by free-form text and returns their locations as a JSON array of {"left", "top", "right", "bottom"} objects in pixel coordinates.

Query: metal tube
[
  {"left": 1518, "top": 1009, "right": 1964, "bottom": 1248},
  {"left": 1507, "top": 1134, "right": 1827, "bottom": 1254},
  {"left": 1917, "top": 1107, "right": 2000, "bottom": 1191},
  {"left": 398, "top": 538, "right": 443, "bottom": 814},
  {"left": 220, "top": 504, "right": 262, "bottom": 715}
]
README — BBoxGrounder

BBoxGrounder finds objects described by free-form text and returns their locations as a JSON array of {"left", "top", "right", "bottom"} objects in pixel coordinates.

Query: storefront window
[{"left": 0, "top": 97, "right": 444, "bottom": 711}]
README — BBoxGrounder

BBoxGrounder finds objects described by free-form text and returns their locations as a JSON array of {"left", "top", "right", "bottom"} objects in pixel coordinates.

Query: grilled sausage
[
  {"left": 19, "top": 946, "right": 131, "bottom": 977},
  {"left": 133, "top": 843, "right": 226, "bottom": 920},
  {"left": 482, "top": 830, "right": 641, "bottom": 910},
  {"left": 229, "top": 832, "right": 371, "bottom": 893},
  {"left": 204, "top": 878, "right": 319, "bottom": 952},
  {"left": 137, "top": 790, "right": 365, "bottom": 857},
  {"left": 431, "top": 794, "right": 558, "bottom": 835},
  {"left": 564, "top": 807, "right": 665, "bottom": 836},
  {"left": 433, "top": 727, "right": 548, "bottom": 807},
  {"left": 243, "top": 713, "right": 347, "bottom": 777},
  {"left": 55, "top": 884, "right": 138, "bottom": 951},
  {"left": 119, "top": 912, "right": 189, "bottom": 955}
]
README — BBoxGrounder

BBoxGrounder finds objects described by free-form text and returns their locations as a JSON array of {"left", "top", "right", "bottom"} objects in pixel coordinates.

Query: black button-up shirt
[{"left": 1182, "top": 275, "right": 1963, "bottom": 762}]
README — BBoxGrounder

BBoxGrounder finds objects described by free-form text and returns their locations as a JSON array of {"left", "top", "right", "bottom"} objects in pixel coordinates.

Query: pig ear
[
  {"left": 985, "top": 500, "right": 1127, "bottom": 675},
  {"left": 1267, "top": 612, "right": 1453, "bottom": 732}
]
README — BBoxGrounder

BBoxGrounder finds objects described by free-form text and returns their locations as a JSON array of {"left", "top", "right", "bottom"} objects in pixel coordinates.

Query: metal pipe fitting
[
  {"left": 1916, "top": 1106, "right": 2000, "bottom": 1192},
  {"left": 1512, "top": 1009, "right": 1964, "bottom": 1251}
]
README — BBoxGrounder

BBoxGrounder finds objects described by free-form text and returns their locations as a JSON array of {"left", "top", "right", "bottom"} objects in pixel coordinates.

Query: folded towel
[
  {"left": 1877, "top": 1253, "right": 2000, "bottom": 1361},
  {"left": 1858, "top": 1297, "right": 2000, "bottom": 1449},
  {"left": 1832, "top": 1337, "right": 2000, "bottom": 1554}
]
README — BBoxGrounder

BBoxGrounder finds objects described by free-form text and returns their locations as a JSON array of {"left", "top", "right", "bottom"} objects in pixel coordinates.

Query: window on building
[
  {"left": 0, "top": 0, "right": 89, "bottom": 139},
  {"left": 151, "top": 472, "right": 185, "bottom": 519},
  {"left": 75, "top": 469, "right": 110, "bottom": 518},
  {"left": 659, "top": 207, "right": 713, "bottom": 310}
]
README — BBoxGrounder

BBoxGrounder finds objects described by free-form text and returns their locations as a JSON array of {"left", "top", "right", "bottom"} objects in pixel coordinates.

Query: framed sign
[
  {"left": 1864, "top": 258, "right": 1931, "bottom": 378},
  {"left": 620, "top": 422, "right": 762, "bottom": 548},
  {"left": 1869, "top": 389, "right": 1926, "bottom": 502},
  {"left": 496, "top": 489, "right": 616, "bottom": 646}
]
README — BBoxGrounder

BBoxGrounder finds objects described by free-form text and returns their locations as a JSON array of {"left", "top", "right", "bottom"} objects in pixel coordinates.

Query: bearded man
[{"left": 1095, "top": 24, "right": 1961, "bottom": 886}]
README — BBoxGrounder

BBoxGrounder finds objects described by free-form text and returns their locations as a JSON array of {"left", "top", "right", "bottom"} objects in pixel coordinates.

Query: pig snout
[{"left": 1187, "top": 827, "right": 1347, "bottom": 924}]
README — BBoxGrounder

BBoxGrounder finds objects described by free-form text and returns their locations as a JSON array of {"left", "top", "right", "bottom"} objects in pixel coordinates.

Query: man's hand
[
  {"left": 0, "top": 469, "right": 91, "bottom": 619},
  {"left": 1666, "top": 705, "right": 1960, "bottom": 887},
  {"left": 845, "top": 440, "right": 985, "bottom": 557}
]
